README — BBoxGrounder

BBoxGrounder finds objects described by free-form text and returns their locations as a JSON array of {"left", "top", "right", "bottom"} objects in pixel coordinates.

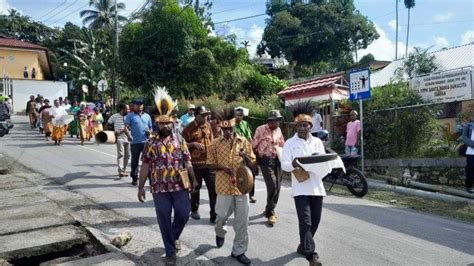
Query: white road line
[{"left": 62, "top": 140, "right": 116, "bottom": 158}]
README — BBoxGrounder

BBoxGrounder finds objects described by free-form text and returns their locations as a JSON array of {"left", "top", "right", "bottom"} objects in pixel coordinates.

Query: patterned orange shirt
[{"left": 207, "top": 135, "right": 256, "bottom": 196}]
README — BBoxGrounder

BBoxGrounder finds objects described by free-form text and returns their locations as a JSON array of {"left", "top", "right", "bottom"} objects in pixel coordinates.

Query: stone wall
[{"left": 366, "top": 158, "right": 466, "bottom": 186}]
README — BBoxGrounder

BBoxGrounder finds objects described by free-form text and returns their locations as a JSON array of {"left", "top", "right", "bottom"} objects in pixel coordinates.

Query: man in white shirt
[
  {"left": 281, "top": 102, "right": 325, "bottom": 266},
  {"left": 310, "top": 109, "right": 323, "bottom": 135},
  {"left": 108, "top": 103, "right": 132, "bottom": 177}
]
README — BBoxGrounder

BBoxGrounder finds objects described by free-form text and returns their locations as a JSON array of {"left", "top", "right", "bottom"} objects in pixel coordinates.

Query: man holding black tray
[{"left": 281, "top": 101, "right": 326, "bottom": 266}]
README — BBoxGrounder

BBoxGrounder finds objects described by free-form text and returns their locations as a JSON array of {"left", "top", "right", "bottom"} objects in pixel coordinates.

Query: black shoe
[
  {"left": 190, "top": 211, "right": 200, "bottom": 220},
  {"left": 308, "top": 254, "right": 322, "bottom": 266},
  {"left": 210, "top": 216, "right": 216, "bottom": 224},
  {"left": 216, "top": 236, "right": 224, "bottom": 248},
  {"left": 297, "top": 244, "right": 305, "bottom": 255},
  {"left": 231, "top": 253, "right": 251, "bottom": 265},
  {"left": 131, "top": 180, "right": 137, "bottom": 186}
]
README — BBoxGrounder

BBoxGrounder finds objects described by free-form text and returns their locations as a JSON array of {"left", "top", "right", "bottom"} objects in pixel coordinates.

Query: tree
[
  {"left": 80, "top": 0, "right": 127, "bottom": 29},
  {"left": 402, "top": 47, "right": 438, "bottom": 78},
  {"left": 359, "top": 53, "right": 375, "bottom": 65},
  {"left": 404, "top": 0, "right": 415, "bottom": 56},
  {"left": 180, "top": 0, "right": 213, "bottom": 29},
  {"left": 258, "top": 0, "right": 378, "bottom": 77},
  {"left": 0, "top": 9, "right": 59, "bottom": 44}
]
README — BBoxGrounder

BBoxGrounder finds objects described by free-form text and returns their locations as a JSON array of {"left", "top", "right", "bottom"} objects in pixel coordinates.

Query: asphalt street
[{"left": 1, "top": 116, "right": 473, "bottom": 265}]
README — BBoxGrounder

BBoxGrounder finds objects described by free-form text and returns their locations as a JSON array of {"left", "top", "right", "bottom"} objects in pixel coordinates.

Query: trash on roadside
[{"left": 111, "top": 231, "right": 132, "bottom": 248}]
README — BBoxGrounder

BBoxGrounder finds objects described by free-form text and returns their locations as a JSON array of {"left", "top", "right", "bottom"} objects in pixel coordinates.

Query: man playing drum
[{"left": 207, "top": 108, "right": 256, "bottom": 265}]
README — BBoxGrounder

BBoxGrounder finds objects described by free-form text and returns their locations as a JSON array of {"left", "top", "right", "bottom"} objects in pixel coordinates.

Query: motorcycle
[
  {"left": 0, "top": 119, "right": 12, "bottom": 137},
  {"left": 315, "top": 130, "right": 368, "bottom": 197}
]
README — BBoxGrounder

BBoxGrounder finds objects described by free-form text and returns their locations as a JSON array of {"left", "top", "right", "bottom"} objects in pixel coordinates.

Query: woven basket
[{"left": 293, "top": 167, "right": 310, "bottom": 183}]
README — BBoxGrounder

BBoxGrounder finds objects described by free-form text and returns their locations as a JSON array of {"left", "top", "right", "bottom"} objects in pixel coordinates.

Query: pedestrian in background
[
  {"left": 180, "top": 104, "right": 195, "bottom": 128},
  {"left": 125, "top": 99, "right": 152, "bottom": 186},
  {"left": 252, "top": 110, "right": 285, "bottom": 226},
  {"left": 462, "top": 118, "right": 474, "bottom": 193},
  {"left": 345, "top": 110, "right": 361, "bottom": 155},
  {"left": 108, "top": 103, "right": 132, "bottom": 178}
]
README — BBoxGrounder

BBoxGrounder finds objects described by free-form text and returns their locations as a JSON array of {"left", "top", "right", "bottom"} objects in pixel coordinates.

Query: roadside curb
[{"left": 368, "top": 178, "right": 474, "bottom": 205}]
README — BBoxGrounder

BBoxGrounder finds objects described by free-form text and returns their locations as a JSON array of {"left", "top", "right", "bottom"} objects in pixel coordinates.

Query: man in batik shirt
[
  {"left": 138, "top": 87, "right": 197, "bottom": 262},
  {"left": 207, "top": 108, "right": 256, "bottom": 265}
]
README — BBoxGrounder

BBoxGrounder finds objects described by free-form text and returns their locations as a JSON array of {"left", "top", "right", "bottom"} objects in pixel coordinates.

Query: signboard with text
[{"left": 410, "top": 69, "right": 473, "bottom": 103}]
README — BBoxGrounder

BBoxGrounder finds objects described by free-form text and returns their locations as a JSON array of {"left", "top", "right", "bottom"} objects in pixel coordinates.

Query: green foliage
[
  {"left": 0, "top": 9, "right": 59, "bottom": 44},
  {"left": 359, "top": 53, "right": 375, "bottom": 65},
  {"left": 350, "top": 82, "right": 438, "bottom": 159},
  {"left": 402, "top": 47, "right": 438, "bottom": 78},
  {"left": 259, "top": 0, "right": 378, "bottom": 77},
  {"left": 243, "top": 73, "right": 287, "bottom": 100},
  {"left": 80, "top": 0, "right": 128, "bottom": 29}
]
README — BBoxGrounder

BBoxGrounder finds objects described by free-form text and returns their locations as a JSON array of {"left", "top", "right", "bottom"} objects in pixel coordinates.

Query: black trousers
[
  {"left": 191, "top": 167, "right": 217, "bottom": 219},
  {"left": 261, "top": 164, "right": 282, "bottom": 217},
  {"left": 466, "top": 155, "right": 474, "bottom": 189},
  {"left": 294, "top": 195, "right": 323, "bottom": 260},
  {"left": 130, "top": 143, "right": 145, "bottom": 181}
]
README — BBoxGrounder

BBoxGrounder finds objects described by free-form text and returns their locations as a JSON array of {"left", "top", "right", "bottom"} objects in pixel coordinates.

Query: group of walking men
[{"left": 123, "top": 87, "right": 326, "bottom": 266}]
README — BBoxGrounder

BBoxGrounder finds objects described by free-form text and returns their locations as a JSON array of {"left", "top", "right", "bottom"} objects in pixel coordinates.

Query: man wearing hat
[
  {"left": 138, "top": 87, "right": 198, "bottom": 262},
  {"left": 281, "top": 102, "right": 325, "bottom": 266},
  {"left": 251, "top": 110, "right": 285, "bottom": 226},
  {"left": 207, "top": 108, "right": 255, "bottom": 265},
  {"left": 125, "top": 99, "right": 153, "bottom": 186},
  {"left": 180, "top": 104, "right": 195, "bottom": 128},
  {"left": 182, "top": 106, "right": 217, "bottom": 222}
]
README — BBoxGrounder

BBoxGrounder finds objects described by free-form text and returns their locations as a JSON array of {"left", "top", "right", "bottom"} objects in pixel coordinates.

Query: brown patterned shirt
[
  {"left": 207, "top": 135, "right": 256, "bottom": 196},
  {"left": 182, "top": 121, "right": 213, "bottom": 168}
]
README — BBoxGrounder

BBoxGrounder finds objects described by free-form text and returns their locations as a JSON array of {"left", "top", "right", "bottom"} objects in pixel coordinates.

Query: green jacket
[{"left": 234, "top": 120, "right": 252, "bottom": 141}]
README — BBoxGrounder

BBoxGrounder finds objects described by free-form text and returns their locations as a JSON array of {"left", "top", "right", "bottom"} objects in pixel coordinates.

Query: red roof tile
[
  {"left": 0, "top": 38, "right": 46, "bottom": 50},
  {"left": 278, "top": 73, "right": 347, "bottom": 96}
]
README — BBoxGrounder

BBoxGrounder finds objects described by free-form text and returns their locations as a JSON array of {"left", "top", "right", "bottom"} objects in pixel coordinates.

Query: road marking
[{"left": 62, "top": 140, "right": 116, "bottom": 158}]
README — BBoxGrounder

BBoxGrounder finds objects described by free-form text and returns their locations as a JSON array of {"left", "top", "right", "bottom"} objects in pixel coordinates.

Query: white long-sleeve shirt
[
  {"left": 281, "top": 133, "right": 327, "bottom": 197},
  {"left": 49, "top": 106, "right": 67, "bottom": 117}
]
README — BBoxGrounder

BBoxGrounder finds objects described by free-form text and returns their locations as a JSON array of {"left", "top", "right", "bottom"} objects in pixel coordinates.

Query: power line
[
  {"left": 214, "top": 13, "right": 267, "bottom": 25},
  {"left": 37, "top": 0, "right": 68, "bottom": 20},
  {"left": 213, "top": 3, "right": 262, "bottom": 15},
  {"left": 50, "top": 2, "right": 89, "bottom": 26},
  {"left": 42, "top": 0, "right": 79, "bottom": 23}
]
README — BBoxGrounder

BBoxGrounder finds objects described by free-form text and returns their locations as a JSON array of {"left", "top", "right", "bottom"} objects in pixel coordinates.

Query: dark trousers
[
  {"left": 249, "top": 173, "right": 256, "bottom": 197},
  {"left": 294, "top": 195, "right": 323, "bottom": 260},
  {"left": 261, "top": 164, "right": 282, "bottom": 217},
  {"left": 466, "top": 155, "right": 474, "bottom": 189},
  {"left": 130, "top": 143, "right": 145, "bottom": 181},
  {"left": 191, "top": 167, "right": 217, "bottom": 219},
  {"left": 152, "top": 190, "right": 191, "bottom": 257}
]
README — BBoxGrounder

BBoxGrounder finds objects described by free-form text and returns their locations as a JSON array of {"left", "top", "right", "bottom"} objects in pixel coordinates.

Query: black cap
[
  {"left": 195, "top": 106, "right": 210, "bottom": 115},
  {"left": 132, "top": 99, "right": 144, "bottom": 105}
]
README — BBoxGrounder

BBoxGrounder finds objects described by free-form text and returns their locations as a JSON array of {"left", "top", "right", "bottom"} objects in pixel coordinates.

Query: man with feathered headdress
[
  {"left": 206, "top": 108, "right": 256, "bottom": 265},
  {"left": 137, "top": 87, "right": 198, "bottom": 262},
  {"left": 281, "top": 101, "right": 325, "bottom": 266}
]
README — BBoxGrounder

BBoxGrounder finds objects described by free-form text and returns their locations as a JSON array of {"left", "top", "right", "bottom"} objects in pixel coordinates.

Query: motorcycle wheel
[{"left": 345, "top": 168, "right": 368, "bottom": 197}]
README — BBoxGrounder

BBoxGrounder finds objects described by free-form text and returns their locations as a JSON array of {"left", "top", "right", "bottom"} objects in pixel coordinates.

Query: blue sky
[{"left": 2, "top": 0, "right": 473, "bottom": 61}]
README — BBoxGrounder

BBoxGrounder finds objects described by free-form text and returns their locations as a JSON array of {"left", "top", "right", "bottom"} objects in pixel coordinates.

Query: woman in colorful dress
[
  {"left": 91, "top": 107, "right": 104, "bottom": 137},
  {"left": 39, "top": 99, "right": 52, "bottom": 141},
  {"left": 77, "top": 103, "right": 90, "bottom": 145},
  {"left": 69, "top": 101, "right": 80, "bottom": 138}
]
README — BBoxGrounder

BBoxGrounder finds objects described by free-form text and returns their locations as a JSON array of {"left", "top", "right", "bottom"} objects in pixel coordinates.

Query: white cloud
[
  {"left": 433, "top": 12, "right": 454, "bottom": 23},
  {"left": 0, "top": 0, "right": 11, "bottom": 15},
  {"left": 388, "top": 20, "right": 401, "bottom": 31},
  {"left": 461, "top": 30, "right": 474, "bottom": 45},
  {"left": 217, "top": 24, "right": 264, "bottom": 57},
  {"left": 357, "top": 24, "right": 407, "bottom": 61},
  {"left": 434, "top": 36, "right": 449, "bottom": 49}
]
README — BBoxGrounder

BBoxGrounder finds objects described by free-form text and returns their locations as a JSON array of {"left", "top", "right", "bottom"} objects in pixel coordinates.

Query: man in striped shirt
[{"left": 108, "top": 103, "right": 132, "bottom": 177}]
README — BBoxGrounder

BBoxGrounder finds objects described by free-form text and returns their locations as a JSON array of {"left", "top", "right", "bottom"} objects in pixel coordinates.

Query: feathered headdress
[
  {"left": 215, "top": 108, "right": 236, "bottom": 128},
  {"left": 289, "top": 101, "right": 314, "bottom": 125},
  {"left": 153, "top": 86, "right": 174, "bottom": 123}
]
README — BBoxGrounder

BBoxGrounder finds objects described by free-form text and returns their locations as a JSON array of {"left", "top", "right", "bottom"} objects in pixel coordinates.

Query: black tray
[{"left": 295, "top": 153, "right": 339, "bottom": 165}]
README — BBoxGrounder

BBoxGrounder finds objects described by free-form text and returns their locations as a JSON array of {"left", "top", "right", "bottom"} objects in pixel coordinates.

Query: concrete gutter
[{"left": 368, "top": 179, "right": 474, "bottom": 205}]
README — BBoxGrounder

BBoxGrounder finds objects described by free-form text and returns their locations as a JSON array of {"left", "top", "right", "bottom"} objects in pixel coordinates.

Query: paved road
[{"left": 1, "top": 116, "right": 473, "bottom": 265}]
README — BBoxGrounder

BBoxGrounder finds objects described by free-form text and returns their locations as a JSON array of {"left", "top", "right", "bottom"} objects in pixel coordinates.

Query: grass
[{"left": 327, "top": 185, "right": 474, "bottom": 224}]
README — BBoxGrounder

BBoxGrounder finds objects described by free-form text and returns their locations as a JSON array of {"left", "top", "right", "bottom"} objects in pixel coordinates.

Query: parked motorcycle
[{"left": 315, "top": 130, "right": 368, "bottom": 197}]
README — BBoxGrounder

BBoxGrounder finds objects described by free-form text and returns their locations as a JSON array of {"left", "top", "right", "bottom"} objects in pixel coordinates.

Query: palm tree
[
  {"left": 404, "top": 0, "right": 415, "bottom": 56},
  {"left": 80, "top": 0, "right": 127, "bottom": 29}
]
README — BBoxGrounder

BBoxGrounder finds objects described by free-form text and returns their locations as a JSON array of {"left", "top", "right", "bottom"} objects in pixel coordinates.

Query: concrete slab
[
  {"left": 54, "top": 252, "right": 135, "bottom": 266},
  {"left": 0, "top": 174, "right": 30, "bottom": 190},
  {"left": 0, "top": 225, "right": 87, "bottom": 260},
  {"left": 0, "top": 202, "right": 75, "bottom": 235},
  {"left": 0, "top": 188, "right": 49, "bottom": 207}
]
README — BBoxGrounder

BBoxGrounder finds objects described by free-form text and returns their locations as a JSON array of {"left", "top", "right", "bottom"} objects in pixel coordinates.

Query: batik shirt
[
  {"left": 207, "top": 135, "right": 256, "bottom": 196},
  {"left": 142, "top": 135, "right": 191, "bottom": 193}
]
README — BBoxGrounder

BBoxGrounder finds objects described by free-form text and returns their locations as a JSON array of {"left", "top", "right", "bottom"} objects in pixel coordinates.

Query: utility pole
[
  {"left": 395, "top": 0, "right": 399, "bottom": 60},
  {"left": 112, "top": 0, "right": 119, "bottom": 109}
]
